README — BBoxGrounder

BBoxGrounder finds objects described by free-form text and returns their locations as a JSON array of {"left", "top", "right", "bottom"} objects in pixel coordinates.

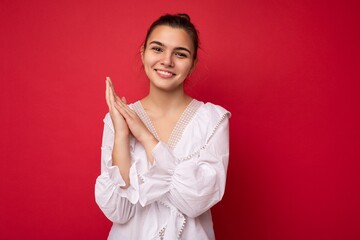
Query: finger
[
  {"left": 115, "top": 101, "right": 137, "bottom": 120},
  {"left": 118, "top": 98, "right": 133, "bottom": 113},
  {"left": 116, "top": 97, "right": 130, "bottom": 112},
  {"left": 106, "top": 77, "right": 127, "bottom": 114},
  {"left": 106, "top": 76, "right": 112, "bottom": 85},
  {"left": 106, "top": 76, "right": 114, "bottom": 90},
  {"left": 107, "top": 78, "right": 125, "bottom": 105},
  {"left": 115, "top": 97, "right": 128, "bottom": 113},
  {"left": 114, "top": 102, "right": 131, "bottom": 120},
  {"left": 108, "top": 82, "right": 117, "bottom": 108},
  {"left": 105, "top": 79, "right": 111, "bottom": 108},
  {"left": 108, "top": 80, "right": 120, "bottom": 102}
]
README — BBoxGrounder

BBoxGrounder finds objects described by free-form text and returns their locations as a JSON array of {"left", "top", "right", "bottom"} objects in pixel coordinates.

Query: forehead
[{"left": 147, "top": 25, "right": 194, "bottom": 50}]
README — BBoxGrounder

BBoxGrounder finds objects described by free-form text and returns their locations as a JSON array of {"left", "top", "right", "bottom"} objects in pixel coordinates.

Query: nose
[{"left": 161, "top": 52, "right": 174, "bottom": 67}]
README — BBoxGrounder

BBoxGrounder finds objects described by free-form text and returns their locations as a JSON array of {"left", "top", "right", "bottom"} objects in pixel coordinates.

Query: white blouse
[{"left": 95, "top": 99, "right": 230, "bottom": 240}]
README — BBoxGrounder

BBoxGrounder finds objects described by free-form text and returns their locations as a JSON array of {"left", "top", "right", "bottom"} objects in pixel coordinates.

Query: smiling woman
[
  {"left": 142, "top": 25, "right": 197, "bottom": 95},
  {"left": 95, "top": 13, "right": 231, "bottom": 240}
]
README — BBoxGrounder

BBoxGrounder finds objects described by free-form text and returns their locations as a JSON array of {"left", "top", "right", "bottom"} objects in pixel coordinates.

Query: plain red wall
[{"left": 1, "top": 0, "right": 359, "bottom": 239}]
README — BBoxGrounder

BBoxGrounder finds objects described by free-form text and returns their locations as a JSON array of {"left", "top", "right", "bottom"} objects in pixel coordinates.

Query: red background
[{"left": 1, "top": 0, "right": 359, "bottom": 239}]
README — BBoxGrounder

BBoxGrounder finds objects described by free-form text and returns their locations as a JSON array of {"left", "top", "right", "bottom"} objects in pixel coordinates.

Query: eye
[
  {"left": 175, "top": 52, "right": 188, "bottom": 58},
  {"left": 151, "top": 47, "right": 162, "bottom": 53}
]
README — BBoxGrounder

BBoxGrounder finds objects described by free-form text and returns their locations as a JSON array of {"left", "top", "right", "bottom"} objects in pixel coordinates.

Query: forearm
[{"left": 112, "top": 133, "right": 131, "bottom": 188}]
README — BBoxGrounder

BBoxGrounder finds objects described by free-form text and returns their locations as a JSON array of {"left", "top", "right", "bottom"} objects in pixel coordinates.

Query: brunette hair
[{"left": 144, "top": 13, "right": 199, "bottom": 59}]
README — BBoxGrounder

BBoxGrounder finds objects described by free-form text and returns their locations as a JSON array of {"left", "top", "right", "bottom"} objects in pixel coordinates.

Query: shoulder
[
  {"left": 202, "top": 102, "right": 231, "bottom": 118},
  {"left": 190, "top": 100, "right": 231, "bottom": 142},
  {"left": 195, "top": 100, "right": 231, "bottom": 122}
]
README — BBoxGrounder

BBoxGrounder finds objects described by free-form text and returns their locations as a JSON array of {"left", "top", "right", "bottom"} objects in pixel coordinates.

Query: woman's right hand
[{"left": 105, "top": 77, "right": 129, "bottom": 136}]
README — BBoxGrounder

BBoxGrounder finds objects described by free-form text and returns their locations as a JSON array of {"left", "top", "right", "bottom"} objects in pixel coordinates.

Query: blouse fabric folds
[{"left": 95, "top": 99, "right": 230, "bottom": 240}]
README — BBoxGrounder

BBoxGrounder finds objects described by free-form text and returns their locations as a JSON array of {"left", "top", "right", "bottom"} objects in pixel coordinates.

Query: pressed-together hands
[
  {"left": 105, "top": 77, "right": 129, "bottom": 135},
  {"left": 105, "top": 77, "right": 158, "bottom": 165}
]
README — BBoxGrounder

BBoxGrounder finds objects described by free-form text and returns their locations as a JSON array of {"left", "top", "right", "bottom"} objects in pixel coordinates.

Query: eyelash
[
  {"left": 151, "top": 47, "right": 162, "bottom": 52},
  {"left": 175, "top": 52, "right": 188, "bottom": 58},
  {"left": 151, "top": 47, "right": 188, "bottom": 58}
]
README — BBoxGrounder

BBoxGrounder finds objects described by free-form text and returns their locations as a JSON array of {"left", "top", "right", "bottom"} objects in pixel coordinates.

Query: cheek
[
  {"left": 143, "top": 55, "right": 158, "bottom": 68},
  {"left": 179, "top": 62, "right": 194, "bottom": 74}
]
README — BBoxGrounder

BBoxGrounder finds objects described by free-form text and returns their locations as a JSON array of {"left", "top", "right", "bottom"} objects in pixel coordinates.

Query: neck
[{"left": 142, "top": 84, "right": 192, "bottom": 111}]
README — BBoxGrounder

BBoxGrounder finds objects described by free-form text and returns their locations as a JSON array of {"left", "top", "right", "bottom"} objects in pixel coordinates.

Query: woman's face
[{"left": 142, "top": 25, "right": 196, "bottom": 92}]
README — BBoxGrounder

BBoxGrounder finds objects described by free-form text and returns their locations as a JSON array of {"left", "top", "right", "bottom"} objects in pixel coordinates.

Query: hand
[
  {"left": 106, "top": 76, "right": 158, "bottom": 164},
  {"left": 105, "top": 77, "right": 129, "bottom": 135},
  {"left": 112, "top": 93, "right": 156, "bottom": 145},
  {"left": 114, "top": 97, "right": 158, "bottom": 164}
]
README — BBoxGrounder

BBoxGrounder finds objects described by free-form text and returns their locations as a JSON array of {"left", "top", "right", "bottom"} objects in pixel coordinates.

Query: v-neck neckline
[{"left": 132, "top": 99, "right": 202, "bottom": 149}]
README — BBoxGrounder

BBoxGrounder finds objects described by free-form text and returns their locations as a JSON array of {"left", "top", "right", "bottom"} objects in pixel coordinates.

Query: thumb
[{"left": 122, "top": 96, "right": 127, "bottom": 104}]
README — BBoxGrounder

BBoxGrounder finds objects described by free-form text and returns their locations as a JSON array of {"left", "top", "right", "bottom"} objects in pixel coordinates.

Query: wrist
[
  {"left": 140, "top": 134, "right": 158, "bottom": 165},
  {"left": 114, "top": 130, "right": 130, "bottom": 139},
  {"left": 140, "top": 133, "right": 158, "bottom": 150}
]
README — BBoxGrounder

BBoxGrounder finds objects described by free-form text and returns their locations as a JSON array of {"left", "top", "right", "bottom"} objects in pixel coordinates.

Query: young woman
[{"left": 95, "top": 13, "right": 231, "bottom": 240}]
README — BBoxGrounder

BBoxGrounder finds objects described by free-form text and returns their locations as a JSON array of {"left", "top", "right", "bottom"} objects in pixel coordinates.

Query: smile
[{"left": 155, "top": 69, "right": 176, "bottom": 78}]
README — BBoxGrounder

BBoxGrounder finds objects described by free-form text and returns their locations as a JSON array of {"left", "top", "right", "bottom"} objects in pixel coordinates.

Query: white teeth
[{"left": 157, "top": 70, "right": 173, "bottom": 76}]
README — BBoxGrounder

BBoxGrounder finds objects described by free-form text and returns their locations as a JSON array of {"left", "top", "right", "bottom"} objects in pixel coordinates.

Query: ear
[{"left": 140, "top": 45, "right": 145, "bottom": 64}]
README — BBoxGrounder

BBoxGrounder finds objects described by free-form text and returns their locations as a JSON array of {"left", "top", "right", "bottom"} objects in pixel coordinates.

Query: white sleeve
[
  {"left": 94, "top": 113, "right": 139, "bottom": 224},
  {"left": 139, "top": 114, "right": 230, "bottom": 218}
]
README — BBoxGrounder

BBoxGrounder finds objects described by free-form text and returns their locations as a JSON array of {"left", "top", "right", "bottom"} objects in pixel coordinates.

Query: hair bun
[{"left": 177, "top": 13, "right": 190, "bottom": 22}]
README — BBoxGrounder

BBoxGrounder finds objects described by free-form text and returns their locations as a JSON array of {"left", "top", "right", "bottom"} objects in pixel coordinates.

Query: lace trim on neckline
[{"left": 132, "top": 99, "right": 202, "bottom": 149}]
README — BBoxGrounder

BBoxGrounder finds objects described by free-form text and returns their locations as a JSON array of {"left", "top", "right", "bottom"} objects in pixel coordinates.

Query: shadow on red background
[{"left": 0, "top": 0, "right": 359, "bottom": 239}]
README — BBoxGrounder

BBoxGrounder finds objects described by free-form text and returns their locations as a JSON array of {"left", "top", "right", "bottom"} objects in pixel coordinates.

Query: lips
[{"left": 155, "top": 69, "right": 176, "bottom": 78}]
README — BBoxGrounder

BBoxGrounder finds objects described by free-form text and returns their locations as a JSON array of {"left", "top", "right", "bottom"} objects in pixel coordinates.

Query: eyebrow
[{"left": 149, "top": 41, "right": 192, "bottom": 55}]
